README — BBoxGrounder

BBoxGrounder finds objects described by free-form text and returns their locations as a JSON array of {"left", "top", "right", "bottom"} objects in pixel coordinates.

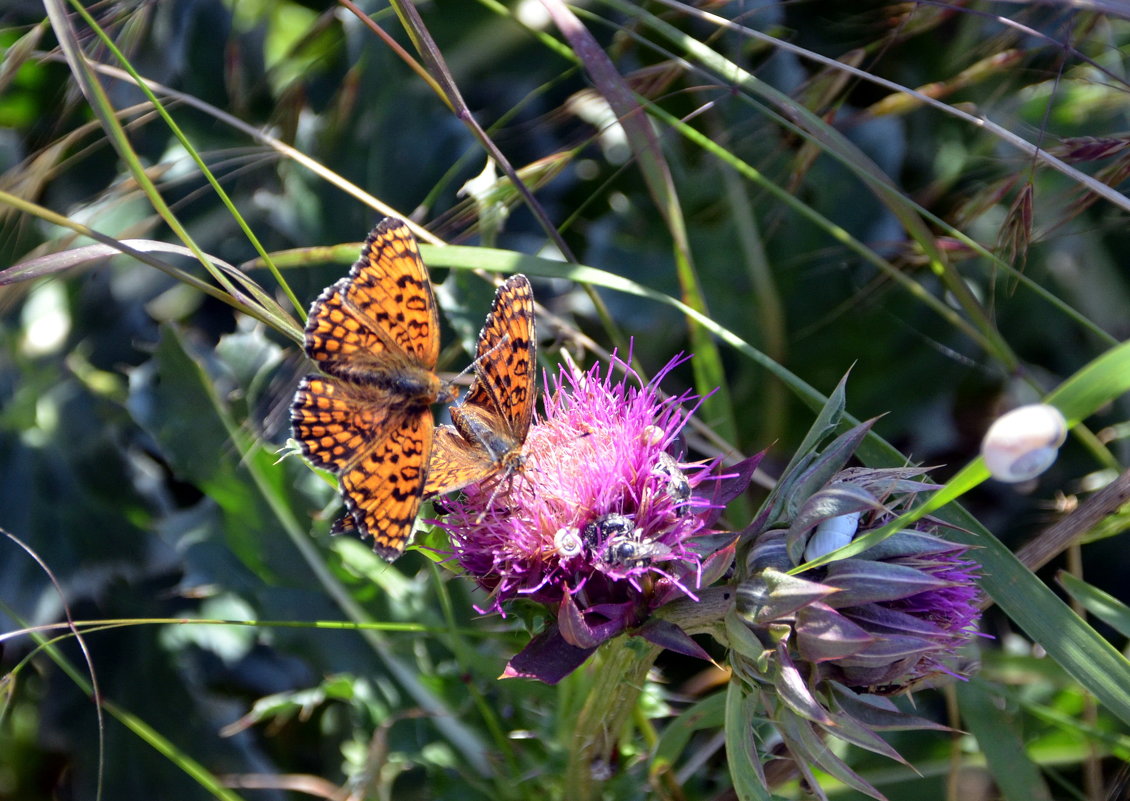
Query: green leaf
[
  {"left": 650, "top": 693, "right": 726, "bottom": 779},
  {"left": 126, "top": 329, "right": 278, "bottom": 582},
  {"left": 778, "top": 420, "right": 876, "bottom": 528},
  {"left": 812, "top": 705, "right": 907, "bottom": 766},
  {"left": 1058, "top": 572, "right": 1130, "bottom": 640},
  {"left": 782, "top": 371, "right": 850, "bottom": 479},
  {"left": 725, "top": 608, "right": 773, "bottom": 668},
  {"left": 959, "top": 680, "right": 1053, "bottom": 801},
  {"left": 725, "top": 682, "right": 776, "bottom": 801},
  {"left": 772, "top": 642, "right": 834, "bottom": 726},
  {"left": 775, "top": 709, "right": 882, "bottom": 801},
  {"left": 827, "top": 682, "right": 950, "bottom": 732}
]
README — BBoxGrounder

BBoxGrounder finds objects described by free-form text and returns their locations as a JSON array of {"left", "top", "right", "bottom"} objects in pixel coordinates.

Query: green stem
[
  {"left": 562, "top": 588, "right": 736, "bottom": 798},
  {"left": 657, "top": 586, "right": 735, "bottom": 635},
  {"left": 565, "top": 635, "right": 662, "bottom": 800}
]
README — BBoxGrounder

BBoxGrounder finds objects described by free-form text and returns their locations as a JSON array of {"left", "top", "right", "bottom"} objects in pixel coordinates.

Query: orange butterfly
[
  {"left": 423, "top": 274, "right": 537, "bottom": 499},
  {"left": 290, "top": 217, "right": 455, "bottom": 560}
]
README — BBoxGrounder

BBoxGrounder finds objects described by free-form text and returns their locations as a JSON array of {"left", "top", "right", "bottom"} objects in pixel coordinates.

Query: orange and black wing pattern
[
  {"left": 424, "top": 274, "right": 537, "bottom": 498},
  {"left": 291, "top": 217, "right": 453, "bottom": 560}
]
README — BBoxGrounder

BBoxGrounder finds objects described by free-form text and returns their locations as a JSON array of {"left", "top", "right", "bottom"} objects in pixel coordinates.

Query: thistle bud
[{"left": 732, "top": 417, "right": 983, "bottom": 800}]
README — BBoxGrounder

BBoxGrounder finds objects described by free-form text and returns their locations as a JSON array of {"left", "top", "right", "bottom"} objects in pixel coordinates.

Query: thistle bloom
[{"left": 432, "top": 354, "right": 750, "bottom": 683}]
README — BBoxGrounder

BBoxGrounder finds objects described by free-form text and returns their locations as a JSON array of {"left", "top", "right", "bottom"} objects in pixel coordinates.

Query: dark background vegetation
[{"left": 1, "top": 2, "right": 1128, "bottom": 800}]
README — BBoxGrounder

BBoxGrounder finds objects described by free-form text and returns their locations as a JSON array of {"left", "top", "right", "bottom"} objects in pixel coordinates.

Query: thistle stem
[{"left": 565, "top": 635, "right": 661, "bottom": 800}]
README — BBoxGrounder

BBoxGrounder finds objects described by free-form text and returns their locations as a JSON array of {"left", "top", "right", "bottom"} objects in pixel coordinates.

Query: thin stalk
[
  {"left": 565, "top": 635, "right": 662, "bottom": 801},
  {"left": 65, "top": 0, "right": 304, "bottom": 320}
]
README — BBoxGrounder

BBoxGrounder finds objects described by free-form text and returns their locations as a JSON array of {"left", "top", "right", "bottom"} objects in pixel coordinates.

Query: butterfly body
[
  {"left": 451, "top": 404, "right": 521, "bottom": 466},
  {"left": 291, "top": 217, "right": 454, "bottom": 560}
]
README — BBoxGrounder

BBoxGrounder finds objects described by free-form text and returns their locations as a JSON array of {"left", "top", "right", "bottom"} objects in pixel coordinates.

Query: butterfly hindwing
[
  {"left": 340, "top": 408, "right": 434, "bottom": 560},
  {"left": 291, "top": 376, "right": 401, "bottom": 472}
]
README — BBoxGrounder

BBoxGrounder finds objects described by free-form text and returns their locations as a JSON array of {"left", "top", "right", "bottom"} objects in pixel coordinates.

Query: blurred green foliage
[{"left": 1, "top": 2, "right": 1129, "bottom": 800}]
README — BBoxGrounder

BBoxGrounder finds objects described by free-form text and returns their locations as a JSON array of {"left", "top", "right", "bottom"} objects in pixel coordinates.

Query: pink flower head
[{"left": 432, "top": 353, "right": 754, "bottom": 682}]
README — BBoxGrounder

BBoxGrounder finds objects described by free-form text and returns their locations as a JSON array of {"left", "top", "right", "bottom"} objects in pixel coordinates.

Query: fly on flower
[{"left": 582, "top": 513, "right": 672, "bottom": 570}]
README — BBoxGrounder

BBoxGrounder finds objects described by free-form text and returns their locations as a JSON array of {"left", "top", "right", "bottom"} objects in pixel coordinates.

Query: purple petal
[
  {"left": 559, "top": 589, "right": 605, "bottom": 649},
  {"left": 697, "top": 539, "right": 737, "bottom": 586},
  {"left": 795, "top": 603, "right": 875, "bottom": 663},
  {"left": 774, "top": 640, "right": 835, "bottom": 726},
  {"left": 501, "top": 624, "right": 596, "bottom": 684},
  {"left": 696, "top": 452, "right": 764, "bottom": 527},
  {"left": 821, "top": 559, "right": 952, "bottom": 607},
  {"left": 841, "top": 603, "right": 946, "bottom": 638}
]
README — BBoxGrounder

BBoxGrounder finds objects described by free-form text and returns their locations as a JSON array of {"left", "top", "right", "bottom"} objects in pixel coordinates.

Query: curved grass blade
[
  {"left": 53, "top": 0, "right": 303, "bottom": 320},
  {"left": 151, "top": 327, "right": 492, "bottom": 774},
  {"left": 0, "top": 202, "right": 301, "bottom": 342},
  {"left": 540, "top": 0, "right": 738, "bottom": 451}
]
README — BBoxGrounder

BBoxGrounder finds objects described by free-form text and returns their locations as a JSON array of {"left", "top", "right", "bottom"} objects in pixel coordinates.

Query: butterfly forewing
[
  {"left": 462, "top": 274, "right": 536, "bottom": 434},
  {"left": 305, "top": 220, "right": 446, "bottom": 391},
  {"left": 340, "top": 220, "right": 442, "bottom": 366}
]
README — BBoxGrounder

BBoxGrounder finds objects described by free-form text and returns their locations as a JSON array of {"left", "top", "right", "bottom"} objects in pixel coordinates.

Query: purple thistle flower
[
  {"left": 748, "top": 524, "right": 982, "bottom": 692},
  {"left": 432, "top": 353, "right": 749, "bottom": 683}
]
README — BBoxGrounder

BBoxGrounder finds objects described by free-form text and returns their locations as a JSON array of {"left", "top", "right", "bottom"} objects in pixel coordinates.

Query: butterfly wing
[
  {"left": 460, "top": 274, "right": 537, "bottom": 441},
  {"left": 290, "top": 376, "right": 399, "bottom": 472},
  {"left": 423, "top": 275, "right": 537, "bottom": 498},
  {"left": 305, "top": 218, "right": 442, "bottom": 382},
  {"left": 422, "top": 424, "right": 494, "bottom": 498},
  {"left": 339, "top": 408, "right": 435, "bottom": 560},
  {"left": 293, "top": 217, "right": 451, "bottom": 561}
]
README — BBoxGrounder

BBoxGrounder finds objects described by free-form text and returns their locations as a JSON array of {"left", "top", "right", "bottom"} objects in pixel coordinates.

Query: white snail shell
[
  {"left": 641, "top": 425, "right": 667, "bottom": 447},
  {"left": 554, "top": 527, "right": 584, "bottom": 559},
  {"left": 804, "top": 511, "right": 862, "bottom": 562},
  {"left": 980, "top": 404, "right": 1067, "bottom": 483}
]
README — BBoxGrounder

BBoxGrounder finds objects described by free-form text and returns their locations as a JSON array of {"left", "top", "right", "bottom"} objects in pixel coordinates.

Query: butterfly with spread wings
[
  {"left": 290, "top": 217, "right": 456, "bottom": 560},
  {"left": 423, "top": 274, "right": 537, "bottom": 500}
]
